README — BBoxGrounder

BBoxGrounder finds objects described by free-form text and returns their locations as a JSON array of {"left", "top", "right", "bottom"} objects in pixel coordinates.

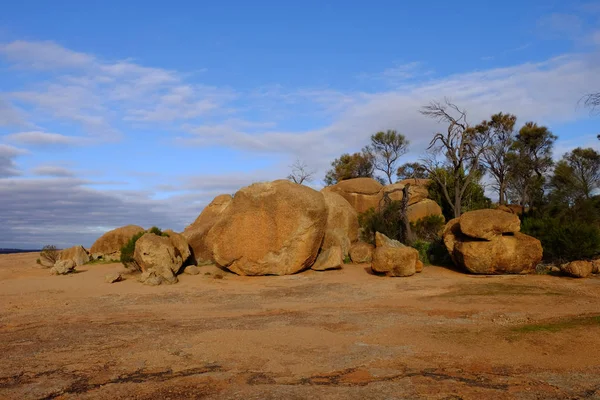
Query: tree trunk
[
  {"left": 499, "top": 179, "right": 506, "bottom": 205},
  {"left": 401, "top": 184, "right": 415, "bottom": 245},
  {"left": 454, "top": 179, "right": 462, "bottom": 218}
]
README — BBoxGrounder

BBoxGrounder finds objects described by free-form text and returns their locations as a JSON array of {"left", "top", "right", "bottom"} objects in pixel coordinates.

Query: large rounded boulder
[
  {"left": 183, "top": 194, "right": 233, "bottom": 265},
  {"left": 407, "top": 199, "right": 443, "bottom": 224},
  {"left": 321, "top": 191, "right": 359, "bottom": 256},
  {"left": 459, "top": 209, "right": 520, "bottom": 241},
  {"left": 323, "top": 177, "right": 383, "bottom": 214},
  {"left": 90, "top": 225, "right": 145, "bottom": 261},
  {"left": 206, "top": 180, "right": 328, "bottom": 276}
]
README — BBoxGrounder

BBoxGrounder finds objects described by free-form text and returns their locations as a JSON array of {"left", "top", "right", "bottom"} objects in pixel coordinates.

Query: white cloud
[
  {"left": 0, "top": 40, "right": 95, "bottom": 69},
  {"left": 4, "top": 131, "right": 83, "bottom": 146},
  {"left": 0, "top": 144, "right": 27, "bottom": 177}
]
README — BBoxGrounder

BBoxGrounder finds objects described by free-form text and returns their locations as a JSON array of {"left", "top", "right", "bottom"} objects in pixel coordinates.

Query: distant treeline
[{"left": 0, "top": 249, "right": 41, "bottom": 254}]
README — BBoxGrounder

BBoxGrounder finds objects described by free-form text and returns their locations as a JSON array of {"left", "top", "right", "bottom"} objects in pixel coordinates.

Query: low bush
[
  {"left": 522, "top": 217, "right": 600, "bottom": 262},
  {"left": 40, "top": 245, "right": 60, "bottom": 266},
  {"left": 120, "top": 231, "right": 146, "bottom": 270},
  {"left": 411, "top": 215, "right": 445, "bottom": 242},
  {"left": 412, "top": 240, "right": 431, "bottom": 264}
]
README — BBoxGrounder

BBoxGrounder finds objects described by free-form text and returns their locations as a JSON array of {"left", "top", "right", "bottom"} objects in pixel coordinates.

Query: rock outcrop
[
  {"left": 183, "top": 194, "right": 232, "bottom": 265},
  {"left": 90, "top": 225, "right": 145, "bottom": 261},
  {"left": 206, "top": 180, "right": 328, "bottom": 276},
  {"left": 312, "top": 246, "right": 343, "bottom": 271},
  {"left": 133, "top": 233, "right": 190, "bottom": 284},
  {"left": 59, "top": 245, "right": 90, "bottom": 266},
  {"left": 105, "top": 272, "right": 122, "bottom": 283},
  {"left": 371, "top": 232, "right": 419, "bottom": 277},
  {"left": 349, "top": 242, "right": 374, "bottom": 264},
  {"left": 323, "top": 178, "right": 383, "bottom": 213},
  {"left": 443, "top": 209, "right": 542, "bottom": 274},
  {"left": 561, "top": 261, "right": 593, "bottom": 278},
  {"left": 406, "top": 199, "right": 443, "bottom": 224},
  {"left": 321, "top": 191, "right": 359, "bottom": 257}
]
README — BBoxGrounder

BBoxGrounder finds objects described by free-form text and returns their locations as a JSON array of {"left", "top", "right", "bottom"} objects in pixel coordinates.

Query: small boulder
[
  {"left": 459, "top": 209, "right": 520, "bottom": 241},
  {"left": 312, "top": 246, "right": 343, "bottom": 271},
  {"left": 592, "top": 259, "right": 600, "bottom": 274},
  {"left": 407, "top": 199, "right": 443, "bottom": 224},
  {"left": 349, "top": 242, "right": 374, "bottom": 264},
  {"left": 561, "top": 261, "right": 593, "bottom": 278},
  {"left": 59, "top": 245, "right": 90, "bottom": 266},
  {"left": 105, "top": 272, "right": 122, "bottom": 283},
  {"left": 321, "top": 191, "right": 359, "bottom": 257},
  {"left": 206, "top": 180, "right": 328, "bottom": 276},
  {"left": 51, "top": 260, "right": 76, "bottom": 275},
  {"left": 133, "top": 233, "right": 184, "bottom": 283},
  {"left": 371, "top": 232, "right": 418, "bottom": 277},
  {"left": 375, "top": 231, "right": 404, "bottom": 248},
  {"left": 90, "top": 225, "right": 145, "bottom": 261},
  {"left": 416, "top": 260, "right": 424, "bottom": 273},
  {"left": 184, "top": 265, "right": 200, "bottom": 275},
  {"left": 139, "top": 268, "right": 178, "bottom": 286}
]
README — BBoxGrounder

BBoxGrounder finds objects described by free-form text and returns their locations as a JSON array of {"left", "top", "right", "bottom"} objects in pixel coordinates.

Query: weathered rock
[
  {"left": 90, "top": 225, "right": 145, "bottom": 261},
  {"left": 59, "top": 245, "right": 90, "bottom": 266},
  {"left": 496, "top": 205, "right": 514, "bottom": 214},
  {"left": 416, "top": 260, "right": 424, "bottom": 273},
  {"left": 206, "top": 180, "right": 328, "bottom": 276},
  {"left": 163, "top": 229, "right": 192, "bottom": 265},
  {"left": 184, "top": 265, "right": 200, "bottom": 275},
  {"left": 397, "top": 178, "right": 432, "bottom": 187},
  {"left": 561, "top": 261, "right": 593, "bottom": 278},
  {"left": 453, "top": 233, "right": 543, "bottom": 274},
  {"left": 51, "top": 259, "right": 75, "bottom": 275},
  {"left": 105, "top": 272, "right": 122, "bottom": 283},
  {"left": 459, "top": 209, "right": 520, "bottom": 241},
  {"left": 372, "top": 232, "right": 419, "bottom": 277},
  {"left": 349, "top": 242, "right": 374, "bottom": 264},
  {"left": 139, "top": 268, "right": 178, "bottom": 286},
  {"left": 183, "top": 194, "right": 233, "bottom": 265},
  {"left": 407, "top": 199, "right": 444, "bottom": 224},
  {"left": 321, "top": 191, "right": 359, "bottom": 257},
  {"left": 592, "top": 259, "right": 600, "bottom": 274},
  {"left": 375, "top": 231, "right": 404, "bottom": 248},
  {"left": 133, "top": 233, "right": 184, "bottom": 282},
  {"left": 324, "top": 177, "right": 384, "bottom": 213},
  {"left": 312, "top": 246, "right": 343, "bottom": 271}
]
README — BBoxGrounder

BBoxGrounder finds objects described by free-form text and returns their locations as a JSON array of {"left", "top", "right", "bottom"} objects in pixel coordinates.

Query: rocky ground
[{"left": 1, "top": 253, "right": 600, "bottom": 399}]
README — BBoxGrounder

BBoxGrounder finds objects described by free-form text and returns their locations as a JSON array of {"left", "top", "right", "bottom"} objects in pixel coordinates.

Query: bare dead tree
[
  {"left": 582, "top": 92, "right": 600, "bottom": 115},
  {"left": 287, "top": 158, "right": 315, "bottom": 185},
  {"left": 420, "top": 98, "right": 488, "bottom": 218},
  {"left": 379, "top": 183, "right": 415, "bottom": 245}
]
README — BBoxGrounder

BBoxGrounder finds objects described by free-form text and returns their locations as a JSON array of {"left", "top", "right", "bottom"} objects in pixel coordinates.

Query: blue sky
[{"left": 1, "top": 0, "right": 599, "bottom": 248}]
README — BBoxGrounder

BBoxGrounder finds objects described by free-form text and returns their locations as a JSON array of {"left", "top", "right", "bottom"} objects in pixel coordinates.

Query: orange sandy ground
[{"left": 1, "top": 252, "right": 599, "bottom": 399}]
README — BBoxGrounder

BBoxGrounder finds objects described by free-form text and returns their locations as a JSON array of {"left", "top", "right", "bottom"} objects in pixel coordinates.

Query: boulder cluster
[
  {"left": 443, "top": 209, "right": 543, "bottom": 274},
  {"left": 322, "top": 177, "right": 443, "bottom": 223}
]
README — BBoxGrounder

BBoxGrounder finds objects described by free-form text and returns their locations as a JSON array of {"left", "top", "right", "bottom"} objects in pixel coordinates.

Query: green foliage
[
  {"left": 324, "top": 151, "right": 374, "bottom": 185},
  {"left": 40, "top": 245, "right": 60, "bottom": 265},
  {"left": 428, "top": 168, "right": 491, "bottom": 220},
  {"left": 148, "top": 226, "right": 168, "bottom": 237},
  {"left": 522, "top": 217, "right": 600, "bottom": 262},
  {"left": 364, "top": 130, "right": 409, "bottom": 184},
  {"left": 120, "top": 231, "right": 146, "bottom": 269},
  {"left": 36, "top": 258, "right": 41, "bottom": 265},
  {"left": 412, "top": 240, "right": 431, "bottom": 264},
  {"left": 358, "top": 201, "right": 406, "bottom": 245},
  {"left": 396, "top": 162, "right": 428, "bottom": 181},
  {"left": 550, "top": 147, "right": 600, "bottom": 202},
  {"left": 410, "top": 215, "right": 445, "bottom": 242},
  {"left": 343, "top": 255, "right": 352, "bottom": 264}
]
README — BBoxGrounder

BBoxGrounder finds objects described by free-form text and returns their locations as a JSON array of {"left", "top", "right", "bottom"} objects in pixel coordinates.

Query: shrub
[
  {"left": 412, "top": 240, "right": 431, "bottom": 264},
  {"left": 120, "top": 231, "right": 146, "bottom": 270},
  {"left": 522, "top": 217, "right": 600, "bottom": 262},
  {"left": 40, "top": 245, "right": 60, "bottom": 265},
  {"left": 358, "top": 201, "right": 406, "bottom": 245},
  {"left": 148, "top": 226, "right": 168, "bottom": 237},
  {"left": 343, "top": 255, "right": 352, "bottom": 264},
  {"left": 36, "top": 258, "right": 41, "bottom": 265},
  {"left": 411, "top": 215, "right": 445, "bottom": 242}
]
